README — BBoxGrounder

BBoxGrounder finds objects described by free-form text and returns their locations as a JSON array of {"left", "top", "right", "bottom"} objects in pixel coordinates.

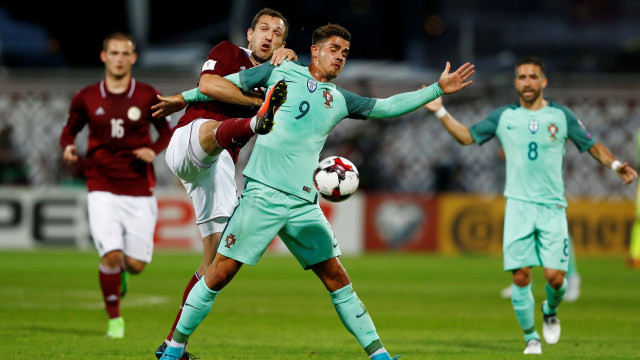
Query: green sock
[
  {"left": 174, "top": 277, "right": 219, "bottom": 342},
  {"left": 330, "top": 284, "right": 381, "bottom": 355},
  {"left": 511, "top": 283, "right": 539, "bottom": 342},
  {"left": 543, "top": 279, "right": 567, "bottom": 315}
]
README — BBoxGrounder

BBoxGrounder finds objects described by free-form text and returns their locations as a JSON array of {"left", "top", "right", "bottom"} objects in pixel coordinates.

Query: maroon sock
[
  {"left": 214, "top": 117, "right": 254, "bottom": 148},
  {"left": 166, "top": 272, "right": 200, "bottom": 341},
  {"left": 99, "top": 270, "right": 121, "bottom": 319}
]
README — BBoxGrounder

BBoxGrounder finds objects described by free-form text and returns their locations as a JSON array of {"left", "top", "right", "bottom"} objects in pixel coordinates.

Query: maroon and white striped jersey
[{"left": 60, "top": 78, "right": 172, "bottom": 196}]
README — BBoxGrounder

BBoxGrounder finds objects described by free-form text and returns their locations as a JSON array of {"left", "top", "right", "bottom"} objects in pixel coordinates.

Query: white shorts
[
  {"left": 165, "top": 118, "right": 238, "bottom": 237},
  {"left": 87, "top": 191, "right": 157, "bottom": 263}
]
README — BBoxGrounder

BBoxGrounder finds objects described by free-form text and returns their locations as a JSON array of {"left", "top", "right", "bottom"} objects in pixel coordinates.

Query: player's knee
[
  {"left": 124, "top": 259, "right": 146, "bottom": 274},
  {"left": 101, "top": 250, "right": 122, "bottom": 268},
  {"left": 202, "top": 231, "right": 223, "bottom": 250},
  {"left": 200, "top": 129, "right": 217, "bottom": 147},
  {"left": 512, "top": 269, "right": 531, "bottom": 287},
  {"left": 199, "top": 121, "right": 223, "bottom": 154},
  {"left": 206, "top": 256, "right": 241, "bottom": 291},
  {"left": 547, "top": 274, "right": 565, "bottom": 289}
]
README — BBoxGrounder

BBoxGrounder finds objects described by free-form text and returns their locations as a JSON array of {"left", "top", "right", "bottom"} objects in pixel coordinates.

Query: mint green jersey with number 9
[
  {"left": 225, "top": 60, "right": 442, "bottom": 202},
  {"left": 469, "top": 102, "right": 595, "bottom": 207}
]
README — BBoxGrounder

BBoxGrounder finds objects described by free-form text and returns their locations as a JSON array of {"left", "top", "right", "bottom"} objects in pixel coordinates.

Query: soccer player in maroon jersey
[
  {"left": 151, "top": 8, "right": 295, "bottom": 359},
  {"left": 59, "top": 32, "right": 172, "bottom": 339}
]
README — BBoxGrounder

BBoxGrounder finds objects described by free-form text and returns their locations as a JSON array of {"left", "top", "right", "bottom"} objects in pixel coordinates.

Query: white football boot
[
  {"left": 523, "top": 339, "right": 542, "bottom": 354},
  {"left": 542, "top": 300, "right": 561, "bottom": 344}
]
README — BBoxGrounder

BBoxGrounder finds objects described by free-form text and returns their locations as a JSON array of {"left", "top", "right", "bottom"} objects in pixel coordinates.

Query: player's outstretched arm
[
  {"left": 152, "top": 94, "right": 186, "bottom": 118},
  {"left": 438, "top": 62, "right": 475, "bottom": 94},
  {"left": 588, "top": 142, "right": 638, "bottom": 184},
  {"left": 424, "top": 97, "right": 475, "bottom": 145},
  {"left": 199, "top": 74, "right": 263, "bottom": 107}
]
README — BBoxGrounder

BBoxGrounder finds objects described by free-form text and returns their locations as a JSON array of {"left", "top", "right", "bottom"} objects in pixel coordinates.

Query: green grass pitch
[{"left": 1, "top": 249, "right": 638, "bottom": 359}]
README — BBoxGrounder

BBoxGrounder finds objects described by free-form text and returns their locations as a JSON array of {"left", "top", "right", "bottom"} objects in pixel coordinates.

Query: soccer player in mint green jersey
[
  {"left": 424, "top": 56, "right": 637, "bottom": 355},
  {"left": 158, "top": 24, "right": 474, "bottom": 360}
]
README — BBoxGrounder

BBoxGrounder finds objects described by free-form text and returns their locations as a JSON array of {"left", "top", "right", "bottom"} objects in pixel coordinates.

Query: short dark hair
[
  {"left": 103, "top": 32, "right": 136, "bottom": 52},
  {"left": 251, "top": 8, "right": 289, "bottom": 41},
  {"left": 312, "top": 24, "right": 351, "bottom": 45},
  {"left": 515, "top": 55, "right": 546, "bottom": 76}
]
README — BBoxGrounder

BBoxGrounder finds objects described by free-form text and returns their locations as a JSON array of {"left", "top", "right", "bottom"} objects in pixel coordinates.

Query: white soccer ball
[{"left": 313, "top": 156, "right": 360, "bottom": 202}]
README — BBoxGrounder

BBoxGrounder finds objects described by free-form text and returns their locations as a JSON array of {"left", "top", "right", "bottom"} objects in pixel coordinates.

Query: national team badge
[
  {"left": 323, "top": 89, "right": 334, "bottom": 108},
  {"left": 225, "top": 234, "right": 236, "bottom": 248},
  {"left": 547, "top": 123, "right": 558, "bottom": 140},
  {"left": 127, "top": 106, "right": 141, "bottom": 121},
  {"left": 307, "top": 79, "right": 317, "bottom": 93},
  {"left": 529, "top": 120, "right": 539, "bottom": 134}
]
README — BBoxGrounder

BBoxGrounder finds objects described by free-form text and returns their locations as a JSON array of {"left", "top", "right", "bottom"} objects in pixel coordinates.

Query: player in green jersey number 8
[{"left": 424, "top": 55, "right": 637, "bottom": 355}]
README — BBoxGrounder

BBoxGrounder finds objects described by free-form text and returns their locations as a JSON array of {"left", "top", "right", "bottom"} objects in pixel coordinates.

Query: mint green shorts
[
  {"left": 503, "top": 198, "right": 569, "bottom": 272},
  {"left": 218, "top": 179, "right": 340, "bottom": 269}
]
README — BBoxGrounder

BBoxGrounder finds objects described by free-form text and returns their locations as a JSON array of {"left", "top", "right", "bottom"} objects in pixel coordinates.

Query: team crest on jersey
[
  {"left": 225, "top": 234, "right": 236, "bottom": 248},
  {"left": 307, "top": 79, "right": 317, "bottom": 92},
  {"left": 547, "top": 123, "right": 558, "bottom": 141},
  {"left": 127, "top": 106, "right": 141, "bottom": 121},
  {"left": 323, "top": 89, "right": 334, "bottom": 108},
  {"left": 529, "top": 120, "right": 539, "bottom": 134}
]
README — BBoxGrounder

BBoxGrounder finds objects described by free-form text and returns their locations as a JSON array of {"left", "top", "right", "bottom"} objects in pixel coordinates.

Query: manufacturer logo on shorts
[
  {"left": 225, "top": 234, "right": 237, "bottom": 248},
  {"left": 303, "top": 186, "right": 311, "bottom": 193}
]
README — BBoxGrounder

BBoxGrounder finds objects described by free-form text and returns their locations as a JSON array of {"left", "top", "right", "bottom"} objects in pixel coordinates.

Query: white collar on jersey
[
  {"left": 100, "top": 78, "right": 136, "bottom": 98},
  {"left": 240, "top": 47, "right": 252, "bottom": 57}
]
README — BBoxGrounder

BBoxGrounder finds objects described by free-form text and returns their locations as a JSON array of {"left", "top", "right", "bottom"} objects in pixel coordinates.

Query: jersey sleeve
[
  {"left": 562, "top": 106, "right": 595, "bottom": 152},
  {"left": 183, "top": 63, "right": 275, "bottom": 103},
  {"left": 226, "top": 62, "right": 275, "bottom": 92},
  {"left": 336, "top": 87, "right": 376, "bottom": 120},
  {"left": 200, "top": 41, "right": 241, "bottom": 77},
  {"left": 469, "top": 107, "right": 504, "bottom": 145},
  {"left": 59, "top": 90, "right": 88, "bottom": 148},
  {"left": 366, "top": 83, "right": 444, "bottom": 119}
]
